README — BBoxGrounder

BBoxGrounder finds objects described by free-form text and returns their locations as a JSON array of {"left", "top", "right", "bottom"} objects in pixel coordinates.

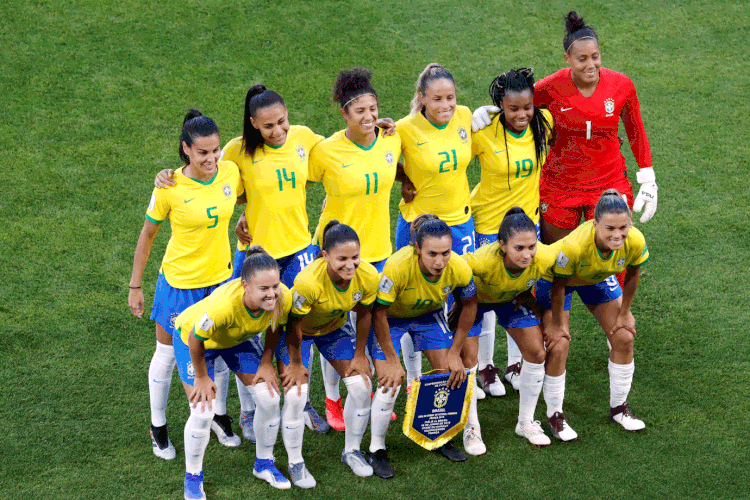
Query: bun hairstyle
[
  {"left": 563, "top": 11, "right": 599, "bottom": 53},
  {"left": 240, "top": 246, "right": 283, "bottom": 330},
  {"left": 412, "top": 215, "right": 452, "bottom": 248},
  {"left": 179, "top": 109, "right": 219, "bottom": 164},
  {"left": 594, "top": 189, "right": 631, "bottom": 222},
  {"left": 333, "top": 67, "right": 378, "bottom": 111},
  {"left": 489, "top": 67, "right": 552, "bottom": 184},
  {"left": 317, "top": 220, "right": 359, "bottom": 258},
  {"left": 410, "top": 63, "right": 455, "bottom": 115},
  {"left": 497, "top": 207, "right": 537, "bottom": 248},
  {"left": 242, "top": 84, "right": 286, "bottom": 158}
]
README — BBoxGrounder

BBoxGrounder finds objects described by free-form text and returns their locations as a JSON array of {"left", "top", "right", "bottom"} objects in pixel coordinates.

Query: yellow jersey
[
  {"left": 396, "top": 106, "right": 473, "bottom": 225},
  {"left": 466, "top": 241, "right": 557, "bottom": 304},
  {"left": 222, "top": 126, "right": 324, "bottom": 259},
  {"left": 145, "top": 161, "right": 243, "bottom": 289},
  {"left": 290, "top": 258, "right": 379, "bottom": 336},
  {"left": 548, "top": 220, "right": 650, "bottom": 286},
  {"left": 376, "top": 246, "right": 475, "bottom": 319},
  {"left": 176, "top": 280, "right": 292, "bottom": 350},
  {"left": 309, "top": 129, "right": 400, "bottom": 262},
  {"left": 470, "top": 110, "right": 553, "bottom": 234}
]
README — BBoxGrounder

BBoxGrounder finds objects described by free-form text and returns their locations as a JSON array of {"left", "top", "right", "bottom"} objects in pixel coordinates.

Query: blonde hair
[{"left": 410, "top": 63, "right": 455, "bottom": 115}]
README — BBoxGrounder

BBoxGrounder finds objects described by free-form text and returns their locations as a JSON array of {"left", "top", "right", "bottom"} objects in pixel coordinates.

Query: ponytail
[
  {"left": 179, "top": 109, "right": 219, "bottom": 164},
  {"left": 240, "top": 246, "right": 283, "bottom": 330},
  {"left": 594, "top": 189, "right": 631, "bottom": 221},
  {"left": 242, "top": 84, "right": 286, "bottom": 158},
  {"left": 497, "top": 207, "right": 536, "bottom": 250}
]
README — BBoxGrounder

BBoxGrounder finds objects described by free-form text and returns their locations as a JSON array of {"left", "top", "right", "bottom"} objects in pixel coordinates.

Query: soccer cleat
[
  {"left": 184, "top": 471, "right": 206, "bottom": 500},
  {"left": 436, "top": 440, "right": 467, "bottom": 462},
  {"left": 341, "top": 450, "right": 373, "bottom": 477},
  {"left": 325, "top": 397, "right": 345, "bottom": 431},
  {"left": 515, "top": 420, "right": 552, "bottom": 447},
  {"left": 253, "top": 458, "right": 292, "bottom": 489},
  {"left": 477, "top": 364, "right": 506, "bottom": 397},
  {"left": 211, "top": 414, "right": 241, "bottom": 447},
  {"left": 462, "top": 426, "right": 487, "bottom": 456},
  {"left": 239, "top": 410, "right": 256, "bottom": 443},
  {"left": 304, "top": 402, "right": 331, "bottom": 434},
  {"left": 610, "top": 403, "right": 646, "bottom": 431},
  {"left": 367, "top": 449, "right": 395, "bottom": 479},
  {"left": 503, "top": 362, "right": 522, "bottom": 391},
  {"left": 288, "top": 462, "right": 317, "bottom": 489},
  {"left": 150, "top": 424, "right": 176, "bottom": 460},
  {"left": 548, "top": 412, "right": 578, "bottom": 442},
  {"left": 475, "top": 378, "right": 486, "bottom": 400}
]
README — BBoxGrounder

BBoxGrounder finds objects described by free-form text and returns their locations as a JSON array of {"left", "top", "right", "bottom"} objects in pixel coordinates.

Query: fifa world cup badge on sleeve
[{"left": 402, "top": 370, "right": 474, "bottom": 450}]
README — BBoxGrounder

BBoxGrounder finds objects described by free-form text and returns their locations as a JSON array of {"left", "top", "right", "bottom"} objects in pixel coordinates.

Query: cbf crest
[
  {"left": 222, "top": 182, "right": 232, "bottom": 199},
  {"left": 297, "top": 145, "right": 306, "bottom": 159},
  {"left": 434, "top": 389, "right": 449, "bottom": 408},
  {"left": 604, "top": 98, "right": 615, "bottom": 116},
  {"left": 442, "top": 286, "right": 451, "bottom": 295},
  {"left": 616, "top": 258, "right": 626, "bottom": 267},
  {"left": 458, "top": 127, "right": 468, "bottom": 143},
  {"left": 353, "top": 291, "right": 362, "bottom": 301},
  {"left": 385, "top": 150, "right": 394, "bottom": 165}
]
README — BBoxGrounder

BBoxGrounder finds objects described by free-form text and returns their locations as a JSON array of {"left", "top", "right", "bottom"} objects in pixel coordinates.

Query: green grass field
[{"left": 2, "top": 0, "right": 749, "bottom": 498}]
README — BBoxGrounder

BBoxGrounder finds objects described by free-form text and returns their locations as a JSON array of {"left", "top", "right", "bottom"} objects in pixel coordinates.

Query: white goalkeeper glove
[
  {"left": 633, "top": 167, "right": 658, "bottom": 223},
  {"left": 471, "top": 105, "right": 500, "bottom": 132}
]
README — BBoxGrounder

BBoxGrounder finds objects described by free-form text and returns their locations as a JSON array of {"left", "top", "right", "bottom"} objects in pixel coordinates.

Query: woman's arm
[
  {"left": 447, "top": 293, "right": 478, "bottom": 389},
  {"left": 611, "top": 267, "right": 639, "bottom": 336},
  {"left": 545, "top": 276, "right": 572, "bottom": 350},
  {"left": 371, "top": 303, "right": 405, "bottom": 395},
  {"left": 187, "top": 330, "right": 216, "bottom": 410},
  {"left": 254, "top": 326, "right": 281, "bottom": 394},
  {"left": 128, "top": 220, "right": 161, "bottom": 318},
  {"left": 346, "top": 303, "right": 373, "bottom": 386},
  {"left": 280, "top": 316, "right": 310, "bottom": 395}
]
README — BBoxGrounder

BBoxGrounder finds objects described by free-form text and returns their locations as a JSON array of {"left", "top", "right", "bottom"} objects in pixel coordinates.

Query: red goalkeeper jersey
[{"left": 534, "top": 67, "right": 652, "bottom": 194}]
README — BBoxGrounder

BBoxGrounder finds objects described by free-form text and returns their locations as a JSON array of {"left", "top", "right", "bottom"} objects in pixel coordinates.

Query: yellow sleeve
[
  {"left": 308, "top": 143, "right": 325, "bottom": 183},
  {"left": 145, "top": 186, "right": 170, "bottom": 224},
  {"left": 627, "top": 228, "right": 650, "bottom": 267},
  {"left": 192, "top": 299, "right": 232, "bottom": 342},
  {"left": 376, "top": 259, "right": 403, "bottom": 306},
  {"left": 278, "top": 286, "right": 293, "bottom": 326},
  {"left": 221, "top": 138, "right": 243, "bottom": 165},
  {"left": 454, "top": 255, "right": 474, "bottom": 287},
  {"left": 359, "top": 266, "right": 380, "bottom": 307},
  {"left": 290, "top": 276, "right": 320, "bottom": 317},
  {"left": 551, "top": 239, "right": 578, "bottom": 278}
]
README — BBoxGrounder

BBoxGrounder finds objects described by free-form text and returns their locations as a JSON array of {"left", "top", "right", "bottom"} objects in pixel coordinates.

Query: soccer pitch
[{"left": 2, "top": 1, "right": 749, "bottom": 499}]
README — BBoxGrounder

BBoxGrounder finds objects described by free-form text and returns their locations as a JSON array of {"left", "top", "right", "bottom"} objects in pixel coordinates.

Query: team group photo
[{"left": 3, "top": 1, "right": 748, "bottom": 499}]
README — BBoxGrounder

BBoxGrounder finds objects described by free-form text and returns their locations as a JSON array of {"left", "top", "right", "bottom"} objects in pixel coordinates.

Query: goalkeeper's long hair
[
  {"left": 241, "top": 246, "right": 284, "bottom": 331},
  {"left": 488, "top": 68, "right": 552, "bottom": 189}
]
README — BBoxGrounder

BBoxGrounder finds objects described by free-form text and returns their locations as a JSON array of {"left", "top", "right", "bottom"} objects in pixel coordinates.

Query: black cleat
[
  {"left": 367, "top": 449, "right": 395, "bottom": 479},
  {"left": 436, "top": 440, "right": 467, "bottom": 462}
]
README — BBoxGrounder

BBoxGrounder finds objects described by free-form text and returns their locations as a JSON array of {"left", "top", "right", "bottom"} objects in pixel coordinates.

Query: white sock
[
  {"left": 506, "top": 331, "right": 522, "bottom": 366},
  {"left": 251, "top": 384, "right": 281, "bottom": 460},
  {"left": 184, "top": 400, "right": 215, "bottom": 474},
  {"left": 321, "top": 353, "right": 341, "bottom": 401},
  {"left": 306, "top": 344, "right": 315, "bottom": 403},
  {"left": 518, "top": 360, "right": 545, "bottom": 423},
  {"left": 343, "top": 376, "right": 371, "bottom": 453},
  {"left": 369, "top": 385, "right": 401, "bottom": 453},
  {"left": 401, "top": 333, "right": 422, "bottom": 385},
  {"left": 148, "top": 341, "right": 175, "bottom": 427},
  {"left": 281, "top": 383, "right": 308, "bottom": 464},
  {"left": 213, "top": 357, "right": 229, "bottom": 416},
  {"left": 543, "top": 372, "right": 566, "bottom": 418},
  {"left": 609, "top": 360, "right": 634, "bottom": 408},
  {"left": 477, "top": 312, "right": 496, "bottom": 370},
  {"left": 467, "top": 365, "right": 480, "bottom": 430},
  {"left": 235, "top": 374, "right": 255, "bottom": 413}
]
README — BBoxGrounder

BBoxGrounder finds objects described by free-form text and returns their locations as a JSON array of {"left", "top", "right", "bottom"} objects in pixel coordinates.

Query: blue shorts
[
  {"left": 232, "top": 244, "right": 317, "bottom": 288},
  {"left": 150, "top": 273, "right": 229, "bottom": 336},
  {"left": 395, "top": 214, "right": 476, "bottom": 255},
  {"left": 469, "top": 303, "right": 540, "bottom": 336},
  {"left": 275, "top": 320, "right": 357, "bottom": 367},
  {"left": 368, "top": 309, "right": 454, "bottom": 361},
  {"left": 308, "top": 245, "right": 386, "bottom": 274},
  {"left": 475, "top": 224, "right": 541, "bottom": 249},
  {"left": 173, "top": 331, "right": 265, "bottom": 385},
  {"left": 534, "top": 276, "right": 622, "bottom": 311}
]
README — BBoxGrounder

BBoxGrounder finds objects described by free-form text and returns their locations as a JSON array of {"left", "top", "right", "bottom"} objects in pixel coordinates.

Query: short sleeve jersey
[
  {"left": 376, "top": 246, "right": 475, "bottom": 319},
  {"left": 396, "top": 106, "right": 473, "bottom": 225},
  {"left": 466, "top": 241, "right": 557, "bottom": 304},
  {"left": 308, "top": 129, "right": 400, "bottom": 262},
  {"left": 534, "top": 67, "right": 653, "bottom": 192},
  {"left": 470, "top": 109, "right": 553, "bottom": 234},
  {"left": 176, "top": 280, "right": 292, "bottom": 350},
  {"left": 547, "top": 220, "right": 650, "bottom": 286},
  {"left": 290, "top": 259, "right": 379, "bottom": 336},
  {"left": 222, "top": 126, "right": 324, "bottom": 259},
  {"left": 145, "top": 161, "right": 243, "bottom": 288}
]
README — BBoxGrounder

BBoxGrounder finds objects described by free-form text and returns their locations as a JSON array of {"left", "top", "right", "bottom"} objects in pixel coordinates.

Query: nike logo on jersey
[
  {"left": 494, "top": 150, "right": 506, "bottom": 154},
  {"left": 405, "top": 287, "right": 416, "bottom": 291},
  {"left": 342, "top": 164, "right": 353, "bottom": 168},
  {"left": 560, "top": 107, "right": 573, "bottom": 112},
  {"left": 416, "top": 141, "right": 428, "bottom": 146},
  {"left": 252, "top": 159, "right": 263, "bottom": 164},
  {"left": 184, "top": 198, "right": 196, "bottom": 203}
]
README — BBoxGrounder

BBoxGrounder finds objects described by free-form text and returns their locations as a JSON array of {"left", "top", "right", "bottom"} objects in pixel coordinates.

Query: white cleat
[
  {"left": 610, "top": 403, "right": 646, "bottom": 431},
  {"left": 341, "top": 450, "right": 373, "bottom": 477},
  {"left": 211, "top": 414, "right": 241, "bottom": 447},
  {"left": 463, "top": 426, "right": 487, "bottom": 456},
  {"left": 475, "top": 379, "right": 486, "bottom": 400},
  {"left": 289, "top": 462, "right": 316, "bottom": 489},
  {"left": 548, "top": 412, "right": 578, "bottom": 441},
  {"left": 477, "top": 364, "right": 506, "bottom": 397},
  {"left": 515, "top": 420, "right": 551, "bottom": 447},
  {"left": 253, "top": 458, "right": 292, "bottom": 490},
  {"left": 503, "top": 362, "right": 522, "bottom": 391},
  {"left": 150, "top": 425, "right": 176, "bottom": 460}
]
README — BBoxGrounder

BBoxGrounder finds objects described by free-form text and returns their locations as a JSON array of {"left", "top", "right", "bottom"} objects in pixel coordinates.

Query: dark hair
[
  {"left": 242, "top": 84, "right": 286, "bottom": 158},
  {"left": 489, "top": 68, "right": 552, "bottom": 190},
  {"left": 333, "top": 68, "right": 377, "bottom": 111},
  {"left": 409, "top": 214, "right": 440, "bottom": 245},
  {"left": 497, "top": 207, "right": 537, "bottom": 246},
  {"left": 318, "top": 220, "right": 359, "bottom": 258},
  {"left": 179, "top": 109, "right": 220, "bottom": 164},
  {"left": 240, "top": 246, "right": 284, "bottom": 329},
  {"left": 594, "top": 189, "right": 631, "bottom": 221},
  {"left": 411, "top": 63, "right": 455, "bottom": 115},
  {"left": 413, "top": 217, "right": 452, "bottom": 248},
  {"left": 563, "top": 11, "right": 598, "bottom": 53}
]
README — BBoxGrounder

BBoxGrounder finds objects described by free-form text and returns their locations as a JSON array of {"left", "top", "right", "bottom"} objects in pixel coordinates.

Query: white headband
[{"left": 343, "top": 92, "right": 375, "bottom": 109}]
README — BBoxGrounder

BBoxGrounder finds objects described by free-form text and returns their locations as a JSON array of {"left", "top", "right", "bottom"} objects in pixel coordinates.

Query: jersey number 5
[{"left": 207, "top": 206, "right": 218, "bottom": 229}]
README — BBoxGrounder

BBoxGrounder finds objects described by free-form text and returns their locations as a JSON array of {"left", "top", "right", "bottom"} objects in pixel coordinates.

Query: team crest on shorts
[
  {"left": 187, "top": 362, "right": 195, "bottom": 378},
  {"left": 297, "top": 145, "right": 306, "bottom": 159},
  {"left": 434, "top": 389, "right": 449, "bottom": 408},
  {"left": 169, "top": 313, "right": 179, "bottom": 328},
  {"left": 222, "top": 182, "right": 232, "bottom": 199},
  {"left": 385, "top": 151, "right": 394, "bottom": 165},
  {"left": 458, "top": 127, "right": 468, "bottom": 141},
  {"left": 616, "top": 258, "right": 626, "bottom": 267},
  {"left": 604, "top": 98, "right": 615, "bottom": 116},
  {"left": 353, "top": 291, "right": 362, "bottom": 301},
  {"left": 443, "top": 286, "right": 451, "bottom": 295},
  {"left": 540, "top": 202, "right": 548, "bottom": 213}
]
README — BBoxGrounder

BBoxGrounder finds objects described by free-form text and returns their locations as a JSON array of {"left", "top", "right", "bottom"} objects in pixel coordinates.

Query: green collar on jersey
[
  {"left": 330, "top": 277, "right": 352, "bottom": 292},
  {"left": 595, "top": 245, "right": 614, "bottom": 261},
  {"left": 419, "top": 267, "right": 440, "bottom": 284},
  {"left": 246, "top": 306, "right": 264, "bottom": 318},
  {"left": 265, "top": 142, "right": 284, "bottom": 150},
  {"left": 186, "top": 168, "right": 219, "bottom": 185},
  {"left": 348, "top": 131, "right": 379, "bottom": 151},
  {"left": 504, "top": 266, "right": 523, "bottom": 278},
  {"left": 506, "top": 127, "right": 528, "bottom": 139},
  {"left": 425, "top": 115, "right": 449, "bottom": 130}
]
